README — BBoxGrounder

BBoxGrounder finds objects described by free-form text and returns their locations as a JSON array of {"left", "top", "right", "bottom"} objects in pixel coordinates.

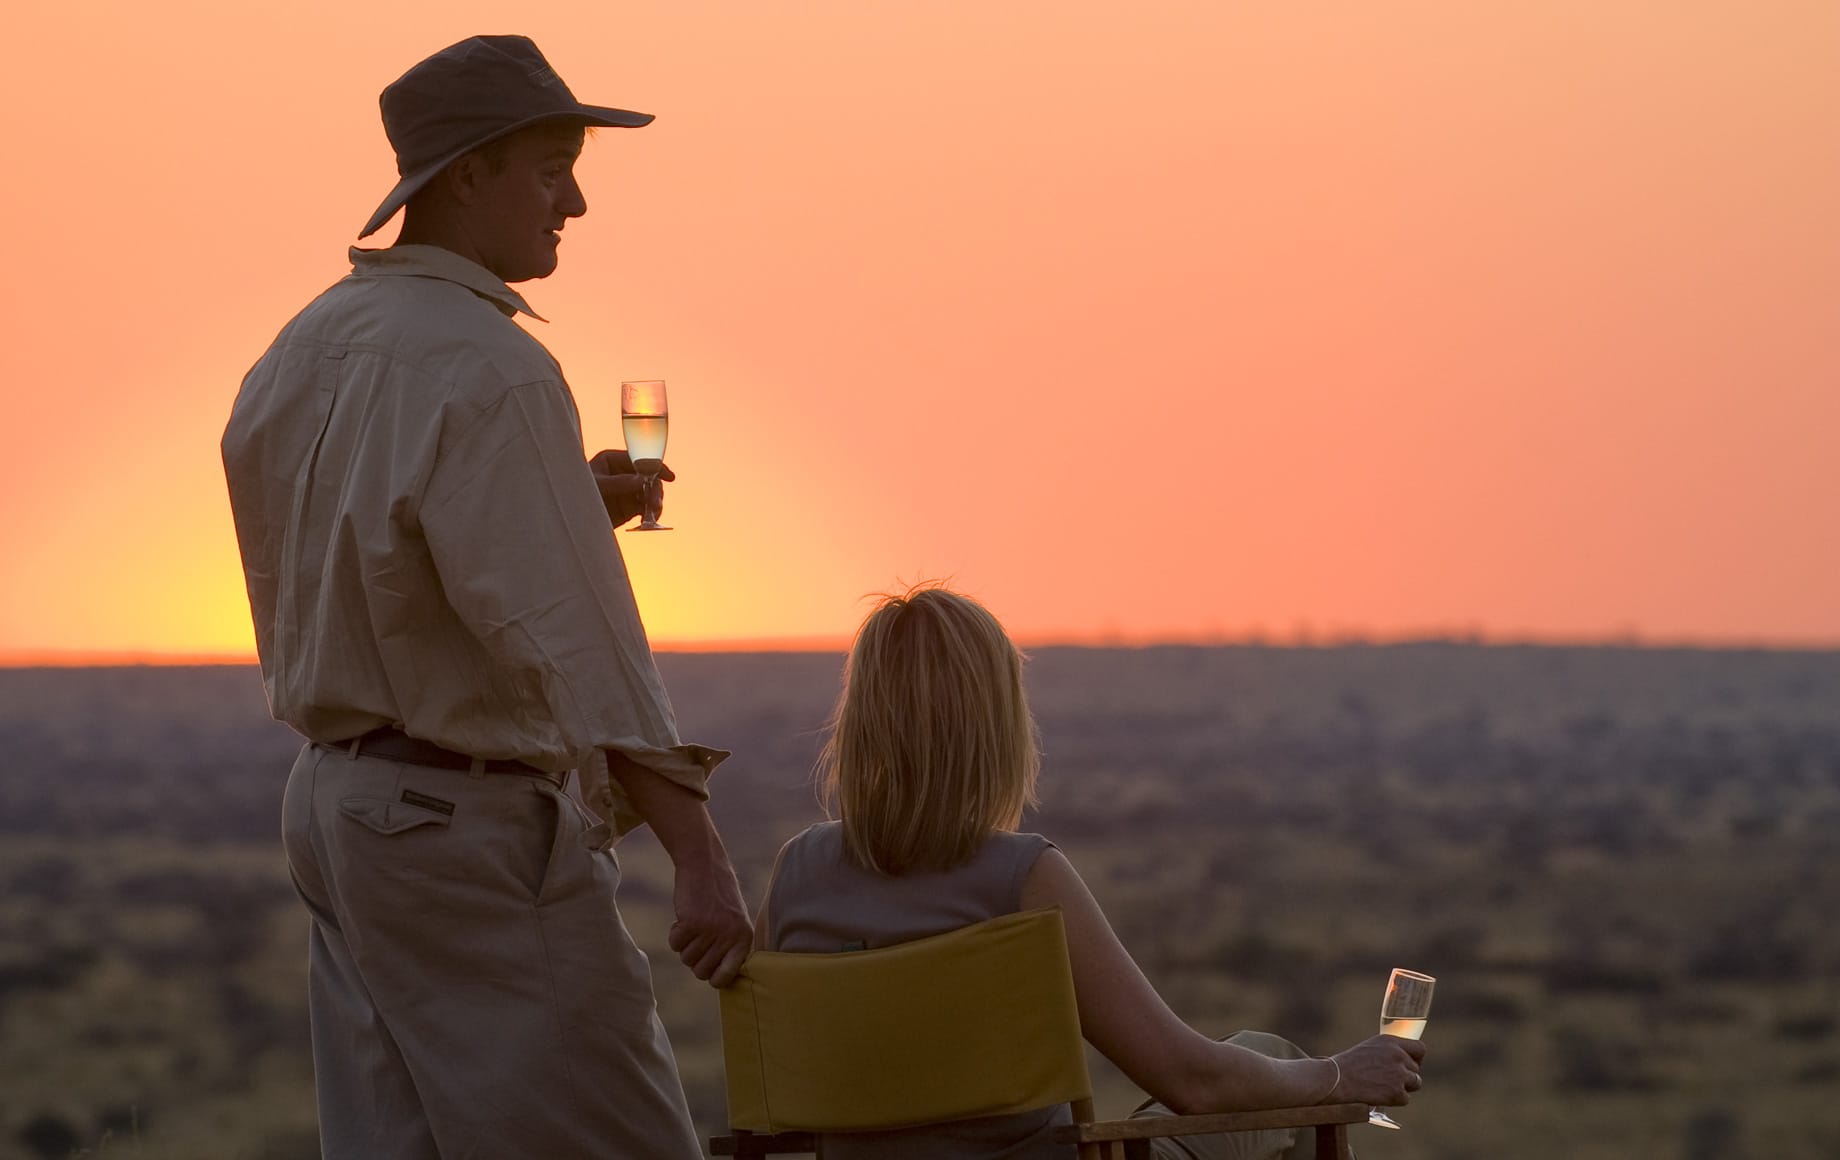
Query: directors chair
[{"left": 712, "top": 907, "right": 1367, "bottom": 1159}]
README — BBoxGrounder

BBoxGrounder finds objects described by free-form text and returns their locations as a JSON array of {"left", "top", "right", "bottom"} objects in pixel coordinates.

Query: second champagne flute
[
  {"left": 1368, "top": 968, "right": 1434, "bottom": 1129},
  {"left": 620, "top": 379, "right": 670, "bottom": 531}
]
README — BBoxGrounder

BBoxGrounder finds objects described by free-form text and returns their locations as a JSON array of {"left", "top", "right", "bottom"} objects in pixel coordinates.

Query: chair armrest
[
  {"left": 710, "top": 1130, "right": 818, "bottom": 1156},
  {"left": 1054, "top": 1102, "right": 1370, "bottom": 1145}
]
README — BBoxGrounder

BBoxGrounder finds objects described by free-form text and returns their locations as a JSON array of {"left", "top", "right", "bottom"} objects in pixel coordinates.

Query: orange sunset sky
[{"left": 1, "top": 1, "right": 1834, "bottom": 661}]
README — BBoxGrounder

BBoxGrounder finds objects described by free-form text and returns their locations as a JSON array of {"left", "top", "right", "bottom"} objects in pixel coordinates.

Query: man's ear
[{"left": 441, "top": 152, "right": 491, "bottom": 208}]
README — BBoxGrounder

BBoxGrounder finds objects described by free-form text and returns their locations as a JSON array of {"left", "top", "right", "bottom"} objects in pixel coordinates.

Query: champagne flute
[
  {"left": 620, "top": 379, "right": 671, "bottom": 531},
  {"left": 1368, "top": 968, "right": 1434, "bottom": 1129}
]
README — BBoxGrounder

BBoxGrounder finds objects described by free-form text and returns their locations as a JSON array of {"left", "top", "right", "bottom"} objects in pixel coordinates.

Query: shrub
[
  {"left": 1549, "top": 1025, "right": 1660, "bottom": 1092},
  {"left": 17, "top": 1114, "right": 79, "bottom": 1160}
]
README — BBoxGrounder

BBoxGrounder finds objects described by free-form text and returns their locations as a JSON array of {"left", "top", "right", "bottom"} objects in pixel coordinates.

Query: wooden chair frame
[{"left": 713, "top": 1101, "right": 1369, "bottom": 1158}]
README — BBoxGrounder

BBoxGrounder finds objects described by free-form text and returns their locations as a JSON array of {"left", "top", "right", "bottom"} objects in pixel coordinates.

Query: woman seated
[{"left": 753, "top": 584, "right": 1426, "bottom": 1160}]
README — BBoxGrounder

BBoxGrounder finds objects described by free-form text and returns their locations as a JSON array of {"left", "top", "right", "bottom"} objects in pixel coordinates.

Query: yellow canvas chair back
[{"left": 720, "top": 906, "right": 1093, "bottom": 1134}]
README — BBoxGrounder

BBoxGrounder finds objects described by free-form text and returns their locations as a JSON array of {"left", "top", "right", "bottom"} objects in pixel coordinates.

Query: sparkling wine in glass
[
  {"left": 1368, "top": 968, "right": 1434, "bottom": 1130},
  {"left": 620, "top": 379, "right": 670, "bottom": 531}
]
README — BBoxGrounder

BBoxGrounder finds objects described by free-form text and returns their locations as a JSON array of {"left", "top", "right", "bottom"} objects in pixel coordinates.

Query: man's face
[{"left": 466, "top": 123, "right": 589, "bottom": 283}]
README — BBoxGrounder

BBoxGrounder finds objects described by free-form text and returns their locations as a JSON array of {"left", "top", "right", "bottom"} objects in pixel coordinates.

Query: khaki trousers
[{"left": 282, "top": 743, "right": 701, "bottom": 1159}]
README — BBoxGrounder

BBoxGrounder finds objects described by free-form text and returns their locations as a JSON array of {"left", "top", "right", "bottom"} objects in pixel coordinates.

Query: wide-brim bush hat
[{"left": 359, "top": 34, "right": 653, "bottom": 239}]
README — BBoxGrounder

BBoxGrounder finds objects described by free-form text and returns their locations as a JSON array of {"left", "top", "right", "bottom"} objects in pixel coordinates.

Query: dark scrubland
[{"left": 1, "top": 644, "right": 1836, "bottom": 1158}]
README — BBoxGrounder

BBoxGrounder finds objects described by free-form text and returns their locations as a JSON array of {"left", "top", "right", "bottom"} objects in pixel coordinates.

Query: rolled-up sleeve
[{"left": 420, "top": 378, "right": 725, "bottom": 827}]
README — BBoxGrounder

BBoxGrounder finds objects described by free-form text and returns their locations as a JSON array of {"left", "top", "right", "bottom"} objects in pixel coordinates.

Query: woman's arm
[{"left": 1019, "top": 848, "right": 1424, "bottom": 1113}]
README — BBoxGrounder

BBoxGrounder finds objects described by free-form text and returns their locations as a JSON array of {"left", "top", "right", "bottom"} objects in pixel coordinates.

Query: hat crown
[{"left": 380, "top": 35, "right": 582, "bottom": 177}]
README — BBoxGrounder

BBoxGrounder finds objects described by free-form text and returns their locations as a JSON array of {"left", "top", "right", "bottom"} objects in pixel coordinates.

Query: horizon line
[{"left": 5, "top": 627, "right": 1840, "bottom": 668}]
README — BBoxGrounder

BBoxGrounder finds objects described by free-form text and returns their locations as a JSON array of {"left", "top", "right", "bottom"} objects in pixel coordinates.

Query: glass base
[
  {"left": 1367, "top": 1110, "right": 1403, "bottom": 1129},
  {"left": 627, "top": 520, "right": 673, "bottom": 531}
]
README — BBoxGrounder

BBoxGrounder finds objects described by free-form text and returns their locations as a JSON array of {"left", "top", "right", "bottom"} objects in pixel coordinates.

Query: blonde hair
[{"left": 820, "top": 584, "right": 1040, "bottom": 874}]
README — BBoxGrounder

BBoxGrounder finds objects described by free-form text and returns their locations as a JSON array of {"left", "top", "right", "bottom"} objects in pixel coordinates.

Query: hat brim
[{"left": 358, "top": 105, "right": 653, "bottom": 239}]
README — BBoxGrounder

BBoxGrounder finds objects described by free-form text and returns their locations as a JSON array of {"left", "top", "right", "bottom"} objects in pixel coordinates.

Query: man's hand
[
  {"left": 602, "top": 748, "right": 753, "bottom": 987},
  {"left": 588, "top": 448, "right": 675, "bottom": 528},
  {"left": 668, "top": 857, "right": 754, "bottom": 988}
]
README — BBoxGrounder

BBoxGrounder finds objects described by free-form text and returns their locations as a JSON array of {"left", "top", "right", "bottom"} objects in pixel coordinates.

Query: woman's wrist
[{"left": 1313, "top": 1055, "right": 1342, "bottom": 1103}]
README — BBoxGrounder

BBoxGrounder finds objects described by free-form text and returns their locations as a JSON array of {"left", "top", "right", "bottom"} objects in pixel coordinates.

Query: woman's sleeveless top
[{"left": 766, "top": 821, "right": 1072, "bottom": 1160}]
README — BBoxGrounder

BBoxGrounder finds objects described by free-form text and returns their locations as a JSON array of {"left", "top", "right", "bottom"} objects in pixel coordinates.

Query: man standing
[{"left": 222, "top": 35, "right": 749, "bottom": 1158}]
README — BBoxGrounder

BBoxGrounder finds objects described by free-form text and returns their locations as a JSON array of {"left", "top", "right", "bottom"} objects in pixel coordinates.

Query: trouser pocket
[
  {"left": 337, "top": 796, "right": 456, "bottom": 835},
  {"left": 336, "top": 778, "right": 575, "bottom": 905}
]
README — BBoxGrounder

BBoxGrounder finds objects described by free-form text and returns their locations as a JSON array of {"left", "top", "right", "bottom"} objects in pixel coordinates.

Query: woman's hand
[
  {"left": 1327, "top": 1034, "right": 1426, "bottom": 1106},
  {"left": 588, "top": 449, "right": 675, "bottom": 527}
]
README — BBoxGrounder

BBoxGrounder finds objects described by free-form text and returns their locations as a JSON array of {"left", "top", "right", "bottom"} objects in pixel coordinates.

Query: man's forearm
[
  {"left": 604, "top": 749, "right": 728, "bottom": 868},
  {"left": 605, "top": 748, "right": 754, "bottom": 985}
]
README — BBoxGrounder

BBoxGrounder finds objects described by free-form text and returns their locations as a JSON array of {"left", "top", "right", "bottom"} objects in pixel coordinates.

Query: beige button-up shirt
[{"left": 222, "top": 244, "right": 721, "bottom": 833}]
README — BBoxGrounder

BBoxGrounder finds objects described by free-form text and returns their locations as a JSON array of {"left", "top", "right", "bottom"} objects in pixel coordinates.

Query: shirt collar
[{"left": 347, "top": 244, "right": 547, "bottom": 322}]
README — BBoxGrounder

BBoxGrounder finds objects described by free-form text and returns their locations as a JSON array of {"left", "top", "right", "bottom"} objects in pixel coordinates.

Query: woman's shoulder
[
  {"left": 973, "top": 830, "right": 1057, "bottom": 911},
  {"left": 979, "top": 828, "right": 1056, "bottom": 868},
  {"left": 991, "top": 829, "right": 1055, "bottom": 853},
  {"left": 770, "top": 820, "right": 845, "bottom": 884},
  {"left": 781, "top": 819, "right": 843, "bottom": 855}
]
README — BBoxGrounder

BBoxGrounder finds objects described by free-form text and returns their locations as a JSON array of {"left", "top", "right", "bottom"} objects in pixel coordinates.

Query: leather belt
[{"left": 330, "top": 726, "right": 565, "bottom": 789}]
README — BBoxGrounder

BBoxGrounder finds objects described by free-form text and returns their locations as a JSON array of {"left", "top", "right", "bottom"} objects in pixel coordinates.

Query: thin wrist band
[{"left": 1316, "top": 1056, "right": 1341, "bottom": 1103}]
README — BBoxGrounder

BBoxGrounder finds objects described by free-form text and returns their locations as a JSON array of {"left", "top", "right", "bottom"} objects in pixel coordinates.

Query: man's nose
[{"left": 560, "top": 174, "right": 587, "bottom": 218}]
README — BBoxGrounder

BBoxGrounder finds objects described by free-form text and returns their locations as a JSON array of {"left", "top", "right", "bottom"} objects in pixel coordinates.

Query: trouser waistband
[{"left": 324, "top": 727, "right": 567, "bottom": 790}]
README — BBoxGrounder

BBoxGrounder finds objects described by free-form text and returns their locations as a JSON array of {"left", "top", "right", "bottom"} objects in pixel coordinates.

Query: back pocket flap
[{"left": 338, "top": 796, "right": 454, "bottom": 836}]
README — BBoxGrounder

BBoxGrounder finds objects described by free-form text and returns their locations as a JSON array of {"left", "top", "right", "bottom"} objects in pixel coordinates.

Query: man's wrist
[{"left": 668, "top": 828, "right": 734, "bottom": 876}]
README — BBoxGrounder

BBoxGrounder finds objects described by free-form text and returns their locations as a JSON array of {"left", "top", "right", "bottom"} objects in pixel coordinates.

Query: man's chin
[{"left": 505, "top": 256, "right": 560, "bottom": 284}]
